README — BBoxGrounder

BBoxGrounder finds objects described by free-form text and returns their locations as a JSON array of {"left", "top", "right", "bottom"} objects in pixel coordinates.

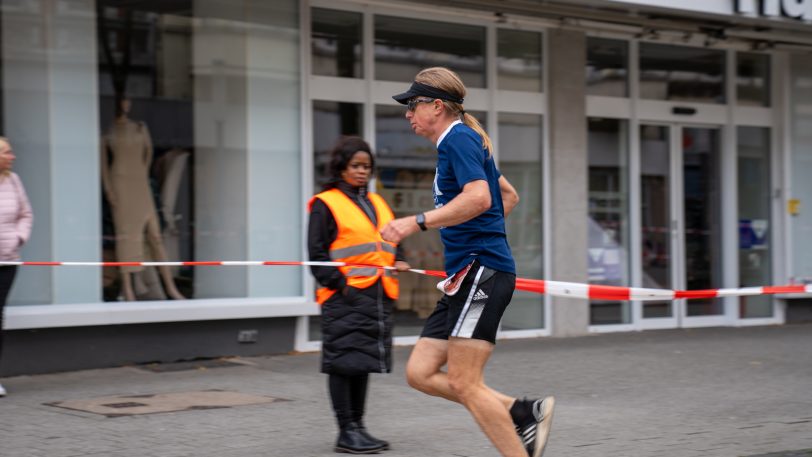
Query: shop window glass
[
  {"left": 640, "top": 125, "right": 672, "bottom": 318},
  {"left": 98, "top": 6, "right": 194, "bottom": 301},
  {"left": 308, "top": 100, "right": 363, "bottom": 341},
  {"left": 639, "top": 43, "right": 725, "bottom": 104},
  {"left": 737, "top": 52, "right": 770, "bottom": 107},
  {"left": 738, "top": 127, "right": 772, "bottom": 318},
  {"left": 683, "top": 127, "right": 724, "bottom": 316},
  {"left": 312, "top": 101, "right": 363, "bottom": 193},
  {"left": 374, "top": 15, "right": 486, "bottom": 87},
  {"left": 96, "top": 0, "right": 301, "bottom": 302},
  {"left": 497, "top": 29, "right": 542, "bottom": 92},
  {"left": 790, "top": 54, "right": 812, "bottom": 285},
  {"left": 586, "top": 37, "right": 628, "bottom": 97},
  {"left": 587, "top": 118, "right": 630, "bottom": 325},
  {"left": 311, "top": 8, "right": 363, "bottom": 78},
  {"left": 376, "top": 104, "right": 488, "bottom": 335},
  {"left": 498, "top": 113, "right": 544, "bottom": 330}
]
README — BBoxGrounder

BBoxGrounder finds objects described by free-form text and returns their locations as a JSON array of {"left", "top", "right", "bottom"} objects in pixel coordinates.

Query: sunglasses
[{"left": 407, "top": 97, "right": 435, "bottom": 112}]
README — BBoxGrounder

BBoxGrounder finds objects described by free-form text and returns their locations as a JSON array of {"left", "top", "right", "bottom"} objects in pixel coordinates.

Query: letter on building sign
[
  {"left": 736, "top": 0, "right": 812, "bottom": 21},
  {"left": 781, "top": 0, "right": 812, "bottom": 19}
]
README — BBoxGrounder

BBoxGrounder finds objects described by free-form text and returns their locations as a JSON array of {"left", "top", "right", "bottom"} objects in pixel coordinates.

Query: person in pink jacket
[{"left": 0, "top": 136, "right": 33, "bottom": 397}]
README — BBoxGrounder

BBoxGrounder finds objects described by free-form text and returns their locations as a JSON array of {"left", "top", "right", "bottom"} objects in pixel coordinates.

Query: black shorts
[{"left": 420, "top": 261, "right": 516, "bottom": 344}]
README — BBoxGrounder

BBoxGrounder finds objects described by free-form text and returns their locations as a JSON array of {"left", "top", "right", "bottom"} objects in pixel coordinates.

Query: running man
[{"left": 380, "top": 67, "right": 555, "bottom": 457}]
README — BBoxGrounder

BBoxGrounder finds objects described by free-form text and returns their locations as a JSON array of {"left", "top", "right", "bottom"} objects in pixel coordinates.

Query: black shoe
[
  {"left": 516, "top": 396, "right": 555, "bottom": 457},
  {"left": 335, "top": 422, "right": 385, "bottom": 454},
  {"left": 356, "top": 424, "right": 390, "bottom": 450}
]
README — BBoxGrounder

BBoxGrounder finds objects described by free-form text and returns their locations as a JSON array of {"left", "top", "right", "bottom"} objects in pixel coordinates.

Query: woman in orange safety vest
[{"left": 308, "top": 136, "right": 410, "bottom": 454}]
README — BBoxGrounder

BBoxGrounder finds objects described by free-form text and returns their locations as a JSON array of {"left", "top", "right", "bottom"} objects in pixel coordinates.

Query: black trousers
[
  {"left": 0, "top": 265, "right": 18, "bottom": 365},
  {"left": 328, "top": 372, "right": 369, "bottom": 429}
]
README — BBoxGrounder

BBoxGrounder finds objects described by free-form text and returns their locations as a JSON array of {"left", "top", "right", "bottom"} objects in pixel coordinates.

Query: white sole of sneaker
[{"left": 532, "top": 396, "right": 555, "bottom": 457}]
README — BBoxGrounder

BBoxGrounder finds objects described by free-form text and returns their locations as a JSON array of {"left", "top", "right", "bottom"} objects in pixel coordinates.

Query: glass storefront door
[{"left": 640, "top": 124, "right": 725, "bottom": 328}]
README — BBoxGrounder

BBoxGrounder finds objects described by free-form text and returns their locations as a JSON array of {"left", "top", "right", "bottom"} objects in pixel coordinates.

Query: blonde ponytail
[
  {"left": 415, "top": 67, "right": 493, "bottom": 155},
  {"left": 460, "top": 112, "right": 493, "bottom": 155}
]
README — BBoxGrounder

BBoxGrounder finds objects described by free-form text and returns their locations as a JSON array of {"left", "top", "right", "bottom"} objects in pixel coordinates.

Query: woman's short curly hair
[{"left": 324, "top": 136, "right": 374, "bottom": 190}]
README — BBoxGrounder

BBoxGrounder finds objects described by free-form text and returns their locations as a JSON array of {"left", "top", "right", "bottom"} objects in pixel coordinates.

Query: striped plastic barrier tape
[{"left": 1, "top": 261, "right": 810, "bottom": 301}]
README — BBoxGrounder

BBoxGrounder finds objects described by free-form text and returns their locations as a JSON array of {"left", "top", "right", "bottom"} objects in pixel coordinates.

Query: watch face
[{"left": 416, "top": 213, "right": 427, "bottom": 230}]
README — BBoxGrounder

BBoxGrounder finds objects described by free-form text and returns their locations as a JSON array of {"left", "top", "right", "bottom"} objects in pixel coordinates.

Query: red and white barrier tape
[{"left": 1, "top": 261, "right": 810, "bottom": 301}]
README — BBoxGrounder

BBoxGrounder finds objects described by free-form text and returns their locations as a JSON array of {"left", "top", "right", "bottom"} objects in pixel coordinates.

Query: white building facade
[{"left": 2, "top": 0, "right": 811, "bottom": 375}]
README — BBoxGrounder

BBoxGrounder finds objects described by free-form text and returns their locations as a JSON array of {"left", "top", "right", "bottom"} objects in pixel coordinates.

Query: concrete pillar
[{"left": 547, "top": 29, "right": 589, "bottom": 336}]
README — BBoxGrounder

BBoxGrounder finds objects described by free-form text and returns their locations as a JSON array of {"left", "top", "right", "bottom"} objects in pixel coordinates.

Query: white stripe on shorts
[{"left": 451, "top": 266, "right": 485, "bottom": 338}]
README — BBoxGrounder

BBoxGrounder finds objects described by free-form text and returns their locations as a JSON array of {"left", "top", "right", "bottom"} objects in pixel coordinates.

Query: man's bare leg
[
  {"left": 406, "top": 337, "right": 525, "bottom": 456},
  {"left": 446, "top": 337, "right": 527, "bottom": 457},
  {"left": 406, "top": 337, "right": 516, "bottom": 409}
]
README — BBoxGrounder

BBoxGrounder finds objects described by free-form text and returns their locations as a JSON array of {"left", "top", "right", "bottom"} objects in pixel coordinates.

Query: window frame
[
  {"left": 584, "top": 30, "right": 781, "bottom": 332},
  {"left": 301, "top": 0, "right": 551, "bottom": 347}
]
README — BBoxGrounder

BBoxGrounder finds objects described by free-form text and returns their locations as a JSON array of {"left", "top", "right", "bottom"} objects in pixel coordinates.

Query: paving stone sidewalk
[{"left": 1, "top": 325, "right": 811, "bottom": 457}]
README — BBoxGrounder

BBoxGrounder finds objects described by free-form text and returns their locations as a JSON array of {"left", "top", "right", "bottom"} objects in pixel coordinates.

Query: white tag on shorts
[{"left": 436, "top": 262, "right": 474, "bottom": 296}]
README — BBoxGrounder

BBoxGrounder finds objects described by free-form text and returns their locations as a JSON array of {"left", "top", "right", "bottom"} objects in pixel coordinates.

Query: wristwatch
[{"left": 415, "top": 213, "right": 428, "bottom": 231}]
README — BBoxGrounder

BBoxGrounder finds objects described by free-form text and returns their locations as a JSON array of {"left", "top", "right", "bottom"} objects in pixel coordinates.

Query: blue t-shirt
[{"left": 433, "top": 123, "right": 515, "bottom": 275}]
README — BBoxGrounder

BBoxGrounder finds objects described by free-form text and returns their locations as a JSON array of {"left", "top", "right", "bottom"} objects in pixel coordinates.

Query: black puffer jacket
[
  {"left": 320, "top": 281, "right": 393, "bottom": 374},
  {"left": 308, "top": 181, "right": 404, "bottom": 375}
]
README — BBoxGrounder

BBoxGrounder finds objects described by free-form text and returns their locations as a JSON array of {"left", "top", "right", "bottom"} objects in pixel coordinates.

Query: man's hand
[
  {"left": 392, "top": 260, "right": 411, "bottom": 275},
  {"left": 381, "top": 216, "right": 421, "bottom": 244}
]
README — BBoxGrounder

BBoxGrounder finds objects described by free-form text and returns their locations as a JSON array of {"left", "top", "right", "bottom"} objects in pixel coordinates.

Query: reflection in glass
[
  {"left": 640, "top": 125, "right": 672, "bottom": 318},
  {"left": 375, "top": 105, "right": 450, "bottom": 335},
  {"left": 374, "top": 15, "right": 486, "bottom": 87},
  {"left": 640, "top": 43, "right": 725, "bottom": 103},
  {"left": 586, "top": 37, "right": 628, "bottom": 97},
  {"left": 588, "top": 118, "right": 629, "bottom": 325},
  {"left": 498, "top": 113, "right": 544, "bottom": 330},
  {"left": 312, "top": 101, "right": 363, "bottom": 194},
  {"left": 98, "top": 1, "right": 301, "bottom": 302},
  {"left": 683, "top": 128, "right": 724, "bottom": 316},
  {"left": 98, "top": 5, "right": 194, "bottom": 301},
  {"left": 737, "top": 52, "right": 770, "bottom": 107},
  {"left": 309, "top": 101, "right": 364, "bottom": 341},
  {"left": 738, "top": 127, "right": 772, "bottom": 318},
  {"left": 497, "top": 29, "right": 542, "bottom": 92},
  {"left": 311, "top": 8, "right": 362, "bottom": 78},
  {"left": 790, "top": 54, "right": 812, "bottom": 284}
]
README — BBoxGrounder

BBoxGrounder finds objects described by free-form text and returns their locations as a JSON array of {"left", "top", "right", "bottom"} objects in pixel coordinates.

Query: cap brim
[{"left": 392, "top": 89, "right": 418, "bottom": 105}]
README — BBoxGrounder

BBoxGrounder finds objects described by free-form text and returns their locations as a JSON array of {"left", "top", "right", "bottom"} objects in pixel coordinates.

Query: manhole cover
[
  {"left": 46, "top": 390, "right": 279, "bottom": 417},
  {"left": 137, "top": 358, "right": 248, "bottom": 373}
]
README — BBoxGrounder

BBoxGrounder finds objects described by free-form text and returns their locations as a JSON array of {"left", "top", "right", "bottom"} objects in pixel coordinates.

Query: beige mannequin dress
[{"left": 101, "top": 118, "right": 185, "bottom": 300}]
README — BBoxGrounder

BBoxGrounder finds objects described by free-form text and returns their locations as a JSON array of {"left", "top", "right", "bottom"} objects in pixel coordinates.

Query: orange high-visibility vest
[{"left": 308, "top": 188, "right": 399, "bottom": 304}]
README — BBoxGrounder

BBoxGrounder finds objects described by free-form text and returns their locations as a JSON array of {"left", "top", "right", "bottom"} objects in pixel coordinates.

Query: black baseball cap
[{"left": 392, "top": 81, "right": 464, "bottom": 105}]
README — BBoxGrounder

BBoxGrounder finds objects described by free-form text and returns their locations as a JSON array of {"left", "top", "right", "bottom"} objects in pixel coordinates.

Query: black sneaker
[{"left": 516, "top": 396, "right": 555, "bottom": 457}]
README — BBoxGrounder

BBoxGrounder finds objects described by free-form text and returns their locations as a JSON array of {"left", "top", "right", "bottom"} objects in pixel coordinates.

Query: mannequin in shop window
[
  {"left": 155, "top": 147, "right": 191, "bottom": 276},
  {"left": 101, "top": 97, "right": 185, "bottom": 301}
]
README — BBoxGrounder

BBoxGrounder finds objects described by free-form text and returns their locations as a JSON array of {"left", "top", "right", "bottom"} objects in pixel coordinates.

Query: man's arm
[
  {"left": 380, "top": 180, "right": 490, "bottom": 244},
  {"left": 499, "top": 175, "right": 519, "bottom": 217}
]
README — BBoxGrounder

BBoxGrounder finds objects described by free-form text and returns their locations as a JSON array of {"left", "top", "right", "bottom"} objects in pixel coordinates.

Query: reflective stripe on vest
[
  {"left": 308, "top": 188, "right": 399, "bottom": 304},
  {"left": 329, "top": 242, "right": 397, "bottom": 260}
]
